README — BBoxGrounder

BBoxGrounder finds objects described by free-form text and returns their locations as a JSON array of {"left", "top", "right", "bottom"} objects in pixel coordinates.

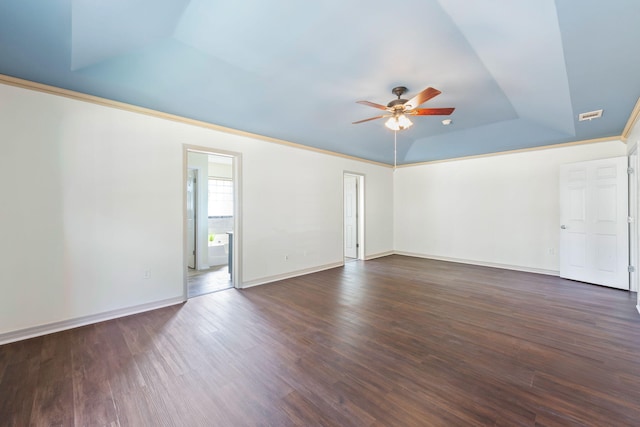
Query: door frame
[
  {"left": 187, "top": 167, "right": 198, "bottom": 270},
  {"left": 629, "top": 144, "right": 639, "bottom": 293},
  {"left": 343, "top": 172, "right": 365, "bottom": 260},
  {"left": 183, "top": 145, "right": 243, "bottom": 298}
]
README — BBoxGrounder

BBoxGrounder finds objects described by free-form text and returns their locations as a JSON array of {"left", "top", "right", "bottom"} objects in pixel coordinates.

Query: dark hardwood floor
[{"left": 1, "top": 255, "right": 639, "bottom": 426}]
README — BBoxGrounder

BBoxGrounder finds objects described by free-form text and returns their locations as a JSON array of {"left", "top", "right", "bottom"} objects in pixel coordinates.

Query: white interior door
[
  {"left": 344, "top": 174, "right": 358, "bottom": 259},
  {"left": 559, "top": 157, "right": 629, "bottom": 290},
  {"left": 187, "top": 169, "right": 197, "bottom": 269}
]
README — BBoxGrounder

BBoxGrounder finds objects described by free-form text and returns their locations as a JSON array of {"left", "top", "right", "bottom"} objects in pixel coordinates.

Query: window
[{"left": 208, "top": 179, "right": 233, "bottom": 217}]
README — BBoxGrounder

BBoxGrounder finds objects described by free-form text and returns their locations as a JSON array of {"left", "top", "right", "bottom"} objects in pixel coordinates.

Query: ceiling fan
[{"left": 353, "top": 86, "right": 455, "bottom": 131}]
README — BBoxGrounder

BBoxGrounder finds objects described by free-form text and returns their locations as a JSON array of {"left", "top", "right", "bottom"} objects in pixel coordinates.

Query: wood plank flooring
[
  {"left": 187, "top": 266, "right": 232, "bottom": 298},
  {"left": 1, "top": 255, "right": 640, "bottom": 426}
]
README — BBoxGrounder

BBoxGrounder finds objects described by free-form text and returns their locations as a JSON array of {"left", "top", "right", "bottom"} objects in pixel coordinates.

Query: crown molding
[
  {"left": 622, "top": 96, "right": 640, "bottom": 142},
  {"left": 0, "top": 74, "right": 390, "bottom": 168},
  {"left": 397, "top": 136, "right": 623, "bottom": 168},
  {"left": 1, "top": 73, "right": 631, "bottom": 169}
]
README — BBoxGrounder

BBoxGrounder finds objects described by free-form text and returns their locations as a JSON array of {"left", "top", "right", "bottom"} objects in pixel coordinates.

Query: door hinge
[
  {"left": 628, "top": 167, "right": 634, "bottom": 174},
  {"left": 628, "top": 265, "right": 635, "bottom": 273},
  {"left": 356, "top": 243, "right": 359, "bottom": 248},
  {"left": 628, "top": 216, "right": 634, "bottom": 223}
]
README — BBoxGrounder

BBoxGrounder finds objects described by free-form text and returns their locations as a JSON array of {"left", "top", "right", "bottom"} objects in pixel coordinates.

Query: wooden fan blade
[
  {"left": 405, "top": 87, "right": 441, "bottom": 109},
  {"left": 412, "top": 107, "right": 455, "bottom": 116},
  {"left": 356, "top": 100, "right": 389, "bottom": 111},
  {"left": 352, "top": 115, "right": 386, "bottom": 124}
]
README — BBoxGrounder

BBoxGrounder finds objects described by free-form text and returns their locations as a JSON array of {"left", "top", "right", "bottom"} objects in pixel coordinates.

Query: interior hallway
[{"left": 187, "top": 265, "right": 232, "bottom": 297}]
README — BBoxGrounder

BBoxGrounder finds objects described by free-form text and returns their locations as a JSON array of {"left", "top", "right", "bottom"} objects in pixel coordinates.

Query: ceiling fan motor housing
[{"left": 387, "top": 98, "right": 408, "bottom": 109}]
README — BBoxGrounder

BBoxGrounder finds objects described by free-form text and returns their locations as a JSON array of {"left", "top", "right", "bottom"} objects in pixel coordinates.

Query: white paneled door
[
  {"left": 559, "top": 157, "right": 629, "bottom": 290},
  {"left": 344, "top": 174, "right": 358, "bottom": 259}
]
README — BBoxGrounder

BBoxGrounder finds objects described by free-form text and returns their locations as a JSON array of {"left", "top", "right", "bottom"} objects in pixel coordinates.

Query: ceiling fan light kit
[{"left": 385, "top": 114, "right": 414, "bottom": 131}]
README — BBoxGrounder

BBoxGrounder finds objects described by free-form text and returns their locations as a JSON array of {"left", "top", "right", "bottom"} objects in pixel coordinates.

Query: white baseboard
[
  {"left": 637, "top": 304, "right": 640, "bottom": 316},
  {"left": 0, "top": 296, "right": 185, "bottom": 345},
  {"left": 241, "top": 262, "right": 344, "bottom": 289},
  {"left": 393, "top": 251, "right": 560, "bottom": 277},
  {"left": 0, "top": 253, "right": 561, "bottom": 345},
  {"left": 365, "top": 251, "right": 394, "bottom": 260}
]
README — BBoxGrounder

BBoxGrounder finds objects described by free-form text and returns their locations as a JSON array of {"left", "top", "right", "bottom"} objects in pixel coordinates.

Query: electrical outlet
[
  {"left": 284, "top": 255, "right": 289, "bottom": 261},
  {"left": 548, "top": 248, "right": 556, "bottom": 256},
  {"left": 143, "top": 270, "right": 150, "bottom": 279}
]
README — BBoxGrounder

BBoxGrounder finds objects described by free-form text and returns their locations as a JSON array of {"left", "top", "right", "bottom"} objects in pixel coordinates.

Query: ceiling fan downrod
[{"left": 388, "top": 86, "right": 409, "bottom": 109}]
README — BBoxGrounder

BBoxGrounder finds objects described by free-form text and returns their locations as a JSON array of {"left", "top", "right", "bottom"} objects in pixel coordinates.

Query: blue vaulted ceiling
[{"left": 0, "top": 0, "right": 639, "bottom": 164}]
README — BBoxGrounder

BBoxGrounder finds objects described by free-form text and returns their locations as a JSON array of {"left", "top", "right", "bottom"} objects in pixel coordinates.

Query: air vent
[{"left": 578, "top": 109, "right": 603, "bottom": 121}]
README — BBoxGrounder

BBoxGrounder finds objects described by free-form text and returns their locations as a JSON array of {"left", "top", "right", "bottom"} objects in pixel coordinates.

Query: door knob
[{"left": 560, "top": 225, "right": 567, "bottom": 229}]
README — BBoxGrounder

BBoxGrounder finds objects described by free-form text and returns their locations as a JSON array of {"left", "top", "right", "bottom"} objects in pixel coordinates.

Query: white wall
[
  {"left": 0, "top": 83, "right": 393, "bottom": 338},
  {"left": 394, "top": 141, "right": 627, "bottom": 273},
  {"left": 208, "top": 159, "right": 232, "bottom": 179},
  {"left": 241, "top": 138, "right": 394, "bottom": 284}
]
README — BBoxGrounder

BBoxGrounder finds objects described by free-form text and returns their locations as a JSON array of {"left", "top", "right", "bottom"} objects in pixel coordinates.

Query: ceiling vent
[{"left": 578, "top": 109, "right": 603, "bottom": 121}]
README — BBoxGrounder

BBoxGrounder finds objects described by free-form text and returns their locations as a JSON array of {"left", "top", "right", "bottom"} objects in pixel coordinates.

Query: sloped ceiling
[{"left": 0, "top": 0, "right": 639, "bottom": 164}]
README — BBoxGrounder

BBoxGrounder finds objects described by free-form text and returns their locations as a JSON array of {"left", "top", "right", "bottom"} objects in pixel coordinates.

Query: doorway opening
[
  {"left": 185, "top": 148, "right": 241, "bottom": 298},
  {"left": 344, "top": 172, "right": 364, "bottom": 262}
]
